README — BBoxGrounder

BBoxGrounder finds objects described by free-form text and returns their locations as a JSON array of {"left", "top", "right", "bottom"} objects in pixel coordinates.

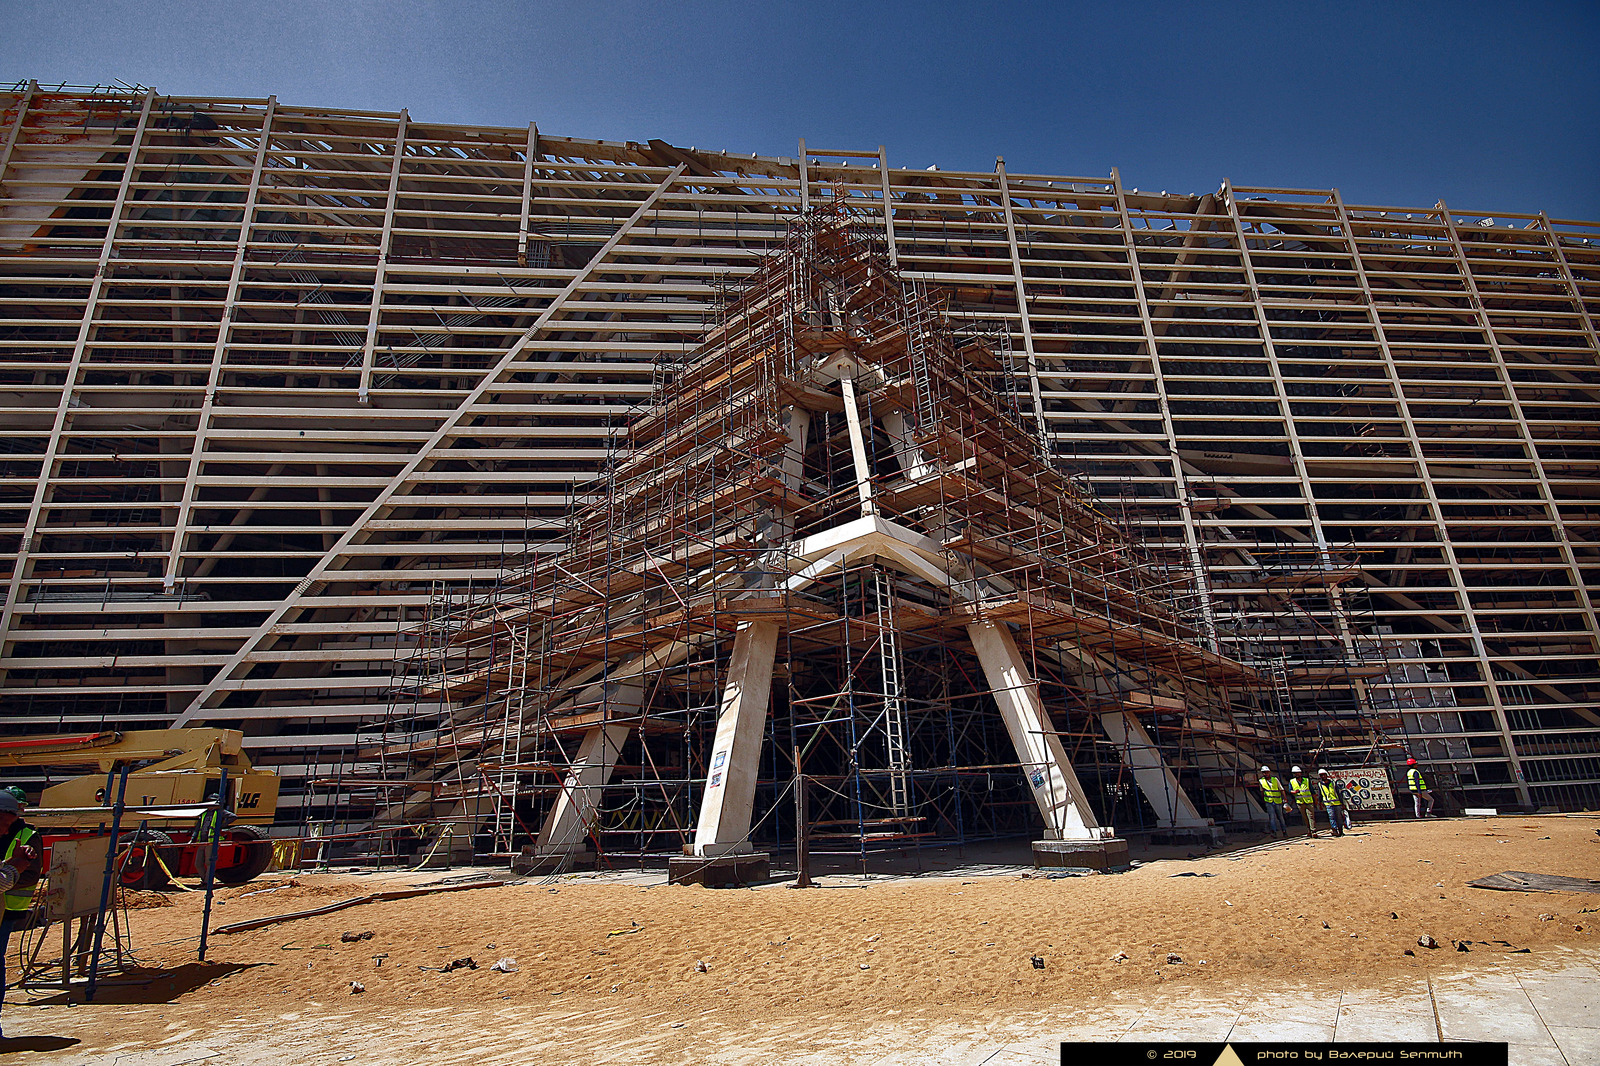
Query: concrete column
[
  {"left": 536, "top": 682, "right": 641, "bottom": 856},
  {"left": 838, "top": 375, "right": 876, "bottom": 517},
  {"left": 760, "top": 406, "right": 811, "bottom": 548},
  {"left": 1098, "top": 710, "right": 1210, "bottom": 828},
  {"left": 880, "top": 410, "right": 935, "bottom": 481},
  {"left": 779, "top": 406, "right": 810, "bottom": 490},
  {"left": 690, "top": 620, "right": 781, "bottom": 857},
  {"left": 966, "top": 620, "right": 1106, "bottom": 841}
]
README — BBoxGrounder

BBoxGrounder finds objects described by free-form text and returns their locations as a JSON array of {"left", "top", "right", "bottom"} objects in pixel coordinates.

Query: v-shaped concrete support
[{"left": 684, "top": 515, "right": 1111, "bottom": 858}]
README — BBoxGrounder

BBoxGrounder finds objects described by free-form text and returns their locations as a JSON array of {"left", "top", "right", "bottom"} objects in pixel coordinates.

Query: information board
[{"left": 1325, "top": 767, "right": 1394, "bottom": 811}]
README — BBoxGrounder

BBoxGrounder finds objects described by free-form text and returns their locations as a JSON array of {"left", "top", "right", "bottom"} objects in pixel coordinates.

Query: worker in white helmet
[
  {"left": 1316, "top": 769, "right": 1351, "bottom": 836},
  {"left": 1288, "top": 766, "right": 1317, "bottom": 836},
  {"left": 1256, "top": 765, "right": 1288, "bottom": 836}
]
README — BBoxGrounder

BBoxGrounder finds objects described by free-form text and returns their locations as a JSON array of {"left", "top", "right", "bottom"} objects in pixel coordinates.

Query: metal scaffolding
[
  {"left": 0, "top": 83, "right": 1595, "bottom": 834},
  {"left": 361, "top": 204, "right": 1366, "bottom": 866}
]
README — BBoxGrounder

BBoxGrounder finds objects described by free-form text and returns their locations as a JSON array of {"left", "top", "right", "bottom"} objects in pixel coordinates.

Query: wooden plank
[
  {"left": 214, "top": 879, "right": 509, "bottom": 935},
  {"left": 1467, "top": 871, "right": 1600, "bottom": 895}
]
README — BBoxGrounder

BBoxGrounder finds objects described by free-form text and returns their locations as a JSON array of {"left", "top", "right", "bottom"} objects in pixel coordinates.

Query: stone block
[
  {"left": 1032, "top": 837, "right": 1130, "bottom": 871},
  {"left": 667, "top": 852, "right": 770, "bottom": 887}
]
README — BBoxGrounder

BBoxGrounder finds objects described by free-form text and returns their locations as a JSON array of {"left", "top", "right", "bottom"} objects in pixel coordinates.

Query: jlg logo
[{"left": 237, "top": 792, "right": 262, "bottom": 809}]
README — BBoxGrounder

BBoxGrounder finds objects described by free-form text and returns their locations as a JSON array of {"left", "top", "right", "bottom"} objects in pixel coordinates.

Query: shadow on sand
[
  {"left": 29, "top": 961, "right": 262, "bottom": 1006},
  {"left": 0, "top": 1034, "right": 80, "bottom": 1053}
]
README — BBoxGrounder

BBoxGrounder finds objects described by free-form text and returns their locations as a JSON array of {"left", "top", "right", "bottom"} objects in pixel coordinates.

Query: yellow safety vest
[
  {"left": 1407, "top": 767, "right": 1428, "bottom": 793},
  {"left": 1318, "top": 780, "right": 1342, "bottom": 807},
  {"left": 1290, "top": 777, "right": 1314, "bottom": 806},
  {"left": 1259, "top": 776, "right": 1285, "bottom": 804},
  {"left": 2, "top": 824, "right": 38, "bottom": 912}
]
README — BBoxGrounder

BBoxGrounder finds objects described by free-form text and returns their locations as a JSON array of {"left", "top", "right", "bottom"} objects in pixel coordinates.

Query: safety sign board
[{"left": 1324, "top": 767, "right": 1394, "bottom": 811}]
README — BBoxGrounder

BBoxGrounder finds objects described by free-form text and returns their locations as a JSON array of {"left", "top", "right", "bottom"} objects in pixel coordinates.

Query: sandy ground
[{"left": 1, "top": 816, "right": 1596, "bottom": 1061}]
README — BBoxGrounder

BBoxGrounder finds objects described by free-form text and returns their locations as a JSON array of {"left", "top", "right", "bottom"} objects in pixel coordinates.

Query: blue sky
[{"left": 3, "top": 0, "right": 1597, "bottom": 218}]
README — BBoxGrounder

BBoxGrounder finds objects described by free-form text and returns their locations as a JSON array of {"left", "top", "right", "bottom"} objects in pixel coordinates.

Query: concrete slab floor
[{"left": 1547, "top": 1027, "right": 1600, "bottom": 1066}]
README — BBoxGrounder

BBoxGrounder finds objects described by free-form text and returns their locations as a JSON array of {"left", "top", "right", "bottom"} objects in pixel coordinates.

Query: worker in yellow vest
[
  {"left": 1257, "top": 765, "right": 1288, "bottom": 836},
  {"left": 1315, "top": 769, "right": 1349, "bottom": 836},
  {"left": 1406, "top": 758, "right": 1435, "bottom": 818},
  {"left": 1288, "top": 766, "right": 1317, "bottom": 836},
  {"left": 0, "top": 790, "right": 42, "bottom": 1034}
]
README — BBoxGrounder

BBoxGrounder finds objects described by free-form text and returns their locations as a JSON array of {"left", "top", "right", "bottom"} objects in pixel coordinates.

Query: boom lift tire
[
  {"left": 215, "top": 825, "right": 273, "bottom": 885},
  {"left": 120, "top": 830, "right": 173, "bottom": 889}
]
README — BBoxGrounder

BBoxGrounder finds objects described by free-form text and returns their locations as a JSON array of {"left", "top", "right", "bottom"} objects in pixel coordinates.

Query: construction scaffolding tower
[{"left": 363, "top": 203, "right": 1301, "bottom": 871}]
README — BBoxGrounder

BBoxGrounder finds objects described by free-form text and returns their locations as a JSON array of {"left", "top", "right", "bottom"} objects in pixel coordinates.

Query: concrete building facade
[{"left": 1, "top": 84, "right": 1596, "bottom": 825}]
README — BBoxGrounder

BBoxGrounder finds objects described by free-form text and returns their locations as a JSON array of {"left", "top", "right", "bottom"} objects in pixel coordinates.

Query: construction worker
[
  {"left": 1288, "top": 766, "right": 1317, "bottom": 836},
  {"left": 1257, "top": 765, "right": 1288, "bottom": 835},
  {"left": 1316, "top": 769, "right": 1350, "bottom": 836},
  {"left": 1333, "top": 771, "right": 1360, "bottom": 831},
  {"left": 193, "top": 780, "right": 236, "bottom": 881},
  {"left": 1406, "top": 758, "right": 1435, "bottom": 818},
  {"left": 0, "top": 790, "right": 42, "bottom": 1034}
]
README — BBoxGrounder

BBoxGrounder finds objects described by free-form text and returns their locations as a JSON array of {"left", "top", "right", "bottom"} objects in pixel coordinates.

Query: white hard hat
[
  {"left": 1260, "top": 766, "right": 1271, "bottom": 773},
  {"left": 1291, "top": 766, "right": 1302, "bottom": 774}
]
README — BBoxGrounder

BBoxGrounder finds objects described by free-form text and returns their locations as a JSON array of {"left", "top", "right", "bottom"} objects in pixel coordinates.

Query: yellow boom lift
[{"left": 0, "top": 729, "right": 280, "bottom": 887}]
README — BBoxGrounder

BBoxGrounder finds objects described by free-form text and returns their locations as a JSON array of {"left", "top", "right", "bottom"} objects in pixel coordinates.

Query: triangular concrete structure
[{"left": 429, "top": 203, "right": 1260, "bottom": 875}]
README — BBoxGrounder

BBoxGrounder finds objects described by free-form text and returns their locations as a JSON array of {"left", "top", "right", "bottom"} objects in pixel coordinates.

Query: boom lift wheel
[
  {"left": 214, "top": 824, "right": 273, "bottom": 885},
  {"left": 120, "top": 829, "right": 173, "bottom": 889}
]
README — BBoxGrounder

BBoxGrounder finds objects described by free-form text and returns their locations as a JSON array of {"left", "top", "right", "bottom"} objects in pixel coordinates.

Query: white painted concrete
[
  {"left": 967, "top": 619, "right": 1105, "bottom": 841},
  {"left": 690, "top": 620, "right": 781, "bottom": 857},
  {"left": 1099, "top": 710, "right": 1211, "bottom": 829}
]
